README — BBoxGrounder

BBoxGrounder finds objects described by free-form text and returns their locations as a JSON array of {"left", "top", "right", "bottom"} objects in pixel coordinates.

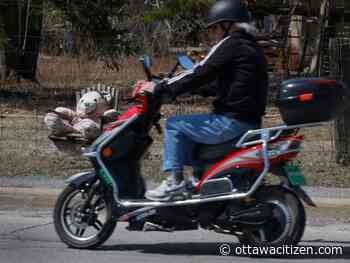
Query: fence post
[{"left": 330, "top": 38, "right": 350, "bottom": 165}]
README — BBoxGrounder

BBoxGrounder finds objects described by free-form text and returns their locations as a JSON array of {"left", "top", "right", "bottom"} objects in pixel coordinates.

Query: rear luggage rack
[{"left": 236, "top": 122, "right": 324, "bottom": 148}]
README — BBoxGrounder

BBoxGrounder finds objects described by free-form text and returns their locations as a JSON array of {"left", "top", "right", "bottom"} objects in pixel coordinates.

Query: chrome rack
[{"left": 236, "top": 122, "right": 325, "bottom": 148}]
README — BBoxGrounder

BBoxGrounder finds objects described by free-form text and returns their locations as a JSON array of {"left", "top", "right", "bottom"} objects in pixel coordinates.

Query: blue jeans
[{"left": 162, "top": 114, "right": 259, "bottom": 172}]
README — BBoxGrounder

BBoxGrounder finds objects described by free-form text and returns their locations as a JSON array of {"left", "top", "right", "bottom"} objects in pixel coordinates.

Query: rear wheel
[
  {"left": 238, "top": 186, "right": 305, "bottom": 247},
  {"left": 53, "top": 183, "right": 116, "bottom": 249}
]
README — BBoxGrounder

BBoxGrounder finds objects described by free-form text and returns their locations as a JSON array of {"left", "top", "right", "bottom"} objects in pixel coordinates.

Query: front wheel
[
  {"left": 239, "top": 186, "right": 306, "bottom": 247},
  {"left": 53, "top": 183, "right": 116, "bottom": 249}
]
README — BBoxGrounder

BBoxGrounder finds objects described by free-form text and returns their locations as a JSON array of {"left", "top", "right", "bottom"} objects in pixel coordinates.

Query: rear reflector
[{"left": 299, "top": 93, "right": 314, "bottom": 102}]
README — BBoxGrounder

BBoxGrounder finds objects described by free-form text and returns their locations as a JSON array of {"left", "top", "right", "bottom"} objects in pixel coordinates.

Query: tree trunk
[
  {"left": 328, "top": 1, "right": 350, "bottom": 166},
  {"left": 0, "top": 13, "right": 5, "bottom": 80},
  {"left": 334, "top": 108, "right": 350, "bottom": 165},
  {"left": 0, "top": 46, "right": 4, "bottom": 81},
  {"left": 21, "top": 0, "right": 43, "bottom": 80},
  {"left": 330, "top": 38, "right": 350, "bottom": 165},
  {"left": 0, "top": 0, "right": 43, "bottom": 81},
  {"left": 0, "top": 1, "right": 20, "bottom": 79}
]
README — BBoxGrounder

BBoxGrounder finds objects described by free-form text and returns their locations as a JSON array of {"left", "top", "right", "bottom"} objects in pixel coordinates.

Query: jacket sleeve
[{"left": 154, "top": 36, "right": 236, "bottom": 98}]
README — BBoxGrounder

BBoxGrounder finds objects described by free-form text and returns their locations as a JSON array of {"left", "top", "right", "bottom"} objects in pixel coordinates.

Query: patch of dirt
[{"left": 306, "top": 206, "right": 350, "bottom": 226}]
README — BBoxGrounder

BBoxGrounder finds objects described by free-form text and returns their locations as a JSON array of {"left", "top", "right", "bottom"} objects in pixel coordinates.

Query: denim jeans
[{"left": 162, "top": 113, "right": 259, "bottom": 172}]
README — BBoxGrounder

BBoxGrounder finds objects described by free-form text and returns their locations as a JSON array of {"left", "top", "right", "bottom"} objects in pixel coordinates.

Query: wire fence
[{"left": 0, "top": 86, "right": 349, "bottom": 188}]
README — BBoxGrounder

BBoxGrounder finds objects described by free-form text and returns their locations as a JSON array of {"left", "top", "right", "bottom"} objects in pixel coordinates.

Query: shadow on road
[{"left": 98, "top": 242, "right": 350, "bottom": 259}]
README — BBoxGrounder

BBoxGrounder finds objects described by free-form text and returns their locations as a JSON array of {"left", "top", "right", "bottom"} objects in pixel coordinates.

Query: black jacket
[{"left": 155, "top": 30, "right": 268, "bottom": 124}]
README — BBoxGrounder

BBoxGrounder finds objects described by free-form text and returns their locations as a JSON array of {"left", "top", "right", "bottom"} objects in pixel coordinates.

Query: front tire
[
  {"left": 239, "top": 186, "right": 306, "bottom": 247},
  {"left": 53, "top": 184, "right": 116, "bottom": 249}
]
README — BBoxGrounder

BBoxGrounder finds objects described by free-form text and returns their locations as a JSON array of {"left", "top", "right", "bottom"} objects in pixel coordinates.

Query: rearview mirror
[
  {"left": 176, "top": 55, "right": 194, "bottom": 70},
  {"left": 139, "top": 55, "right": 153, "bottom": 70}
]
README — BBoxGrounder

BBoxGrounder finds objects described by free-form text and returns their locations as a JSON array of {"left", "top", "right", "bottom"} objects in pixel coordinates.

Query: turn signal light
[
  {"left": 299, "top": 93, "right": 314, "bottom": 102},
  {"left": 102, "top": 147, "right": 113, "bottom": 158}
]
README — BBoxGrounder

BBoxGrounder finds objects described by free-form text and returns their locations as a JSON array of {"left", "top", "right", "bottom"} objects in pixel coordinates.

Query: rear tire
[
  {"left": 290, "top": 192, "right": 306, "bottom": 245},
  {"left": 53, "top": 184, "right": 116, "bottom": 249},
  {"left": 238, "top": 186, "right": 306, "bottom": 247}
]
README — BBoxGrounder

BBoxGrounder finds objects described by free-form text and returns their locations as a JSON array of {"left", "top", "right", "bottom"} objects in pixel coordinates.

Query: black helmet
[{"left": 206, "top": 0, "right": 251, "bottom": 28}]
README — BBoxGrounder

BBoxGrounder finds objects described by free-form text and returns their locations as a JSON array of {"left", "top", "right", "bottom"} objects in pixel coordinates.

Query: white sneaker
[{"left": 145, "top": 178, "right": 188, "bottom": 201}]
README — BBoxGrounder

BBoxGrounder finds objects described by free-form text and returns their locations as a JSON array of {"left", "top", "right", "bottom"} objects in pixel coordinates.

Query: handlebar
[
  {"left": 139, "top": 57, "right": 153, "bottom": 81},
  {"left": 139, "top": 55, "right": 184, "bottom": 82}
]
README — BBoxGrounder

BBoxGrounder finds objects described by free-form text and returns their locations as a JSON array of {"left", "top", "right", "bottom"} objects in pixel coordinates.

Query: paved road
[
  {"left": 1, "top": 181, "right": 350, "bottom": 263},
  {"left": 1, "top": 206, "right": 350, "bottom": 263}
]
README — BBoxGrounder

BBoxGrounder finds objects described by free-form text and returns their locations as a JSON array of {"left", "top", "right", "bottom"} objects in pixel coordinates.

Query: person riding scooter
[{"left": 138, "top": 0, "right": 269, "bottom": 201}]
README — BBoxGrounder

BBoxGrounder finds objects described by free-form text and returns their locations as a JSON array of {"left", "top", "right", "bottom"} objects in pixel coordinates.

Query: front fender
[{"left": 65, "top": 171, "right": 97, "bottom": 188}]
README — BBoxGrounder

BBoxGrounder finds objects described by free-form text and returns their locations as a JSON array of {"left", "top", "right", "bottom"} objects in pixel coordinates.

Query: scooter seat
[
  {"left": 194, "top": 126, "right": 295, "bottom": 162},
  {"left": 194, "top": 137, "right": 242, "bottom": 162}
]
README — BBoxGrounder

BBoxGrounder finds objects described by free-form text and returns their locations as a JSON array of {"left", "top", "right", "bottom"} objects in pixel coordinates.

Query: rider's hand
[{"left": 133, "top": 80, "right": 156, "bottom": 97}]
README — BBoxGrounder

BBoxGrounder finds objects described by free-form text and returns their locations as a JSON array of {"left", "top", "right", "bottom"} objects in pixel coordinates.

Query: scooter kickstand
[{"left": 143, "top": 222, "right": 174, "bottom": 232}]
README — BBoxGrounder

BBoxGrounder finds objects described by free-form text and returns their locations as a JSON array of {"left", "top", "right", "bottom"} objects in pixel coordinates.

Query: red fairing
[
  {"left": 103, "top": 93, "right": 149, "bottom": 132},
  {"left": 196, "top": 147, "right": 260, "bottom": 192},
  {"left": 196, "top": 135, "right": 303, "bottom": 192},
  {"left": 118, "top": 94, "right": 149, "bottom": 121},
  {"left": 104, "top": 106, "right": 144, "bottom": 132},
  {"left": 119, "top": 106, "right": 144, "bottom": 121}
]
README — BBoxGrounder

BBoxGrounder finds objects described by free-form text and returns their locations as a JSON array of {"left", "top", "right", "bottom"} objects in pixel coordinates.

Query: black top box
[{"left": 276, "top": 78, "right": 350, "bottom": 125}]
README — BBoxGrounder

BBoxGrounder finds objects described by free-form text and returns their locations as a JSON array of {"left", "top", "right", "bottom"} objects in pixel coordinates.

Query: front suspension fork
[{"left": 81, "top": 183, "right": 99, "bottom": 211}]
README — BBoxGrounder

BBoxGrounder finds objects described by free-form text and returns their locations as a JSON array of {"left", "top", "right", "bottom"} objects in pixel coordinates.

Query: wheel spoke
[
  {"left": 64, "top": 208, "right": 72, "bottom": 217},
  {"left": 95, "top": 203, "right": 106, "bottom": 212},
  {"left": 93, "top": 220, "right": 103, "bottom": 231},
  {"left": 92, "top": 195, "right": 106, "bottom": 212},
  {"left": 92, "top": 197, "right": 102, "bottom": 208},
  {"left": 75, "top": 227, "right": 86, "bottom": 237},
  {"left": 80, "top": 191, "right": 87, "bottom": 200}
]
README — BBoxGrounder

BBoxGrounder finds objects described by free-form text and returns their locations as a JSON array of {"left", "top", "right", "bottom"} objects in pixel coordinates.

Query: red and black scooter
[{"left": 53, "top": 55, "right": 350, "bottom": 249}]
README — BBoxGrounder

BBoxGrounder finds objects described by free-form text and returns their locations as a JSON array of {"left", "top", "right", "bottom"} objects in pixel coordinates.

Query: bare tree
[
  {"left": 330, "top": 39, "right": 350, "bottom": 165},
  {"left": 0, "top": 14, "right": 5, "bottom": 81},
  {"left": 329, "top": 1, "right": 350, "bottom": 165},
  {"left": 0, "top": 0, "right": 43, "bottom": 81}
]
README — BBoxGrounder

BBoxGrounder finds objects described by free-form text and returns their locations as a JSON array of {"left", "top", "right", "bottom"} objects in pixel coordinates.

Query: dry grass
[
  {"left": 0, "top": 55, "right": 349, "bottom": 186},
  {"left": 1, "top": 104, "right": 350, "bottom": 187},
  {"left": 0, "top": 114, "right": 91, "bottom": 178},
  {"left": 264, "top": 115, "right": 350, "bottom": 187},
  {"left": 0, "top": 54, "right": 208, "bottom": 180},
  {"left": 36, "top": 55, "right": 177, "bottom": 89}
]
